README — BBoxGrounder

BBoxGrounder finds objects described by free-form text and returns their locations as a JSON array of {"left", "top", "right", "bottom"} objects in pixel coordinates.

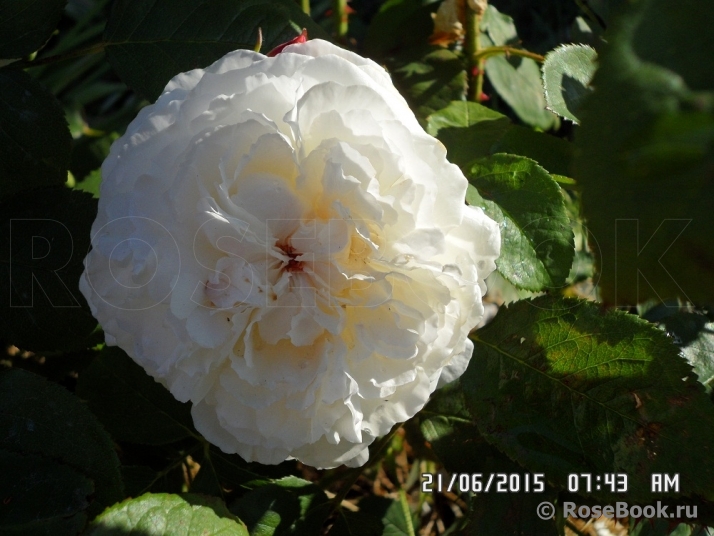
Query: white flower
[{"left": 80, "top": 39, "right": 500, "bottom": 469}]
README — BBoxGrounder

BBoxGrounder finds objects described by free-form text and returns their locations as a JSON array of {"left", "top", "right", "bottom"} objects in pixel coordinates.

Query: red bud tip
[
  {"left": 478, "top": 92, "right": 490, "bottom": 102},
  {"left": 471, "top": 67, "right": 483, "bottom": 76},
  {"left": 267, "top": 29, "right": 308, "bottom": 57}
]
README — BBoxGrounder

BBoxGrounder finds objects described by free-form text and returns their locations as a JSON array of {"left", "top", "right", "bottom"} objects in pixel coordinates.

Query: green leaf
[
  {"left": 0, "top": 449, "right": 92, "bottom": 536},
  {"left": 358, "top": 496, "right": 414, "bottom": 536},
  {"left": 417, "top": 383, "right": 566, "bottom": 534},
  {"left": 76, "top": 346, "right": 197, "bottom": 445},
  {"left": 492, "top": 125, "right": 574, "bottom": 178},
  {"left": 575, "top": 0, "right": 714, "bottom": 305},
  {"left": 485, "top": 55, "right": 556, "bottom": 130},
  {"left": 418, "top": 381, "right": 484, "bottom": 474},
  {"left": 480, "top": 3, "right": 518, "bottom": 47},
  {"left": 363, "top": 0, "right": 440, "bottom": 59},
  {"left": 328, "top": 511, "right": 384, "bottom": 536},
  {"left": 646, "top": 309, "right": 714, "bottom": 393},
  {"left": 426, "top": 101, "right": 512, "bottom": 168},
  {"left": 69, "top": 132, "right": 117, "bottom": 183},
  {"left": 426, "top": 101, "right": 574, "bottom": 176},
  {"left": 230, "top": 476, "right": 329, "bottom": 536},
  {"left": 0, "top": 369, "right": 123, "bottom": 516},
  {"left": 480, "top": 5, "right": 557, "bottom": 130},
  {"left": 86, "top": 493, "right": 249, "bottom": 536},
  {"left": 542, "top": 44, "right": 597, "bottom": 123},
  {"left": 418, "top": 382, "right": 560, "bottom": 535},
  {"left": 467, "top": 154, "right": 574, "bottom": 291},
  {"left": 388, "top": 46, "right": 467, "bottom": 123},
  {"left": 74, "top": 167, "right": 102, "bottom": 198},
  {"left": 104, "top": 0, "right": 328, "bottom": 101},
  {"left": 199, "top": 446, "right": 298, "bottom": 493},
  {"left": 0, "top": 0, "right": 66, "bottom": 58},
  {"left": 463, "top": 295, "right": 714, "bottom": 501},
  {"left": 0, "top": 69, "right": 72, "bottom": 203},
  {"left": 0, "top": 187, "right": 98, "bottom": 352}
]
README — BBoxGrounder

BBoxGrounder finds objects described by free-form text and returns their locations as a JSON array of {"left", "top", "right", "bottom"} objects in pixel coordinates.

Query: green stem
[
  {"left": 333, "top": 0, "right": 348, "bottom": 41},
  {"left": 398, "top": 489, "right": 416, "bottom": 536},
  {"left": 301, "top": 0, "right": 310, "bottom": 16},
  {"left": 6, "top": 41, "right": 106, "bottom": 70},
  {"left": 473, "top": 45, "right": 545, "bottom": 63},
  {"left": 465, "top": 9, "right": 484, "bottom": 101}
]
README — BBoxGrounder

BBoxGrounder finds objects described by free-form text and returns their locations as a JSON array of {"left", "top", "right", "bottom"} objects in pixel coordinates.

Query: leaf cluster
[{"left": 1, "top": 0, "right": 713, "bottom": 535}]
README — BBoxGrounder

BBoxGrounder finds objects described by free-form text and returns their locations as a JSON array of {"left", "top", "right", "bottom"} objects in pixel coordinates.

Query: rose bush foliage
[
  {"left": 80, "top": 40, "right": 500, "bottom": 468},
  {"left": 4, "top": 0, "right": 713, "bottom": 533}
]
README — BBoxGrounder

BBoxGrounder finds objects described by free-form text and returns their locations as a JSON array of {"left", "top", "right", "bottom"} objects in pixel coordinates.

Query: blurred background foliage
[{"left": 1, "top": 0, "right": 713, "bottom": 535}]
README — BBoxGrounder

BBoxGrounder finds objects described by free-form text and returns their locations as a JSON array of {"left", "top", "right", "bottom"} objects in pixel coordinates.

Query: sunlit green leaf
[
  {"left": 427, "top": 100, "right": 574, "bottom": 176},
  {"left": 643, "top": 307, "right": 714, "bottom": 393},
  {"left": 463, "top": 295, "right": 714, "bottom": 501},
  {"left": 480, "top": 5, "right": 557, "bottom": 130},
  {"left": 467, "top": 154, "right": 574, "bottom": 291},
  {"left": 389, "top": 46, "right": 467, "bottom": 122},
  {"left": 74, "top": 167, "right": 102, "bottom": 198},
  {"left": 542, "top": 44, "right": 597, "bottom": 123},
  {"left": 426, "top": 101, "right": 512, "bottom": 167},
  {"left": 86, "top": 493, "right": 248, "bottom": 536}
]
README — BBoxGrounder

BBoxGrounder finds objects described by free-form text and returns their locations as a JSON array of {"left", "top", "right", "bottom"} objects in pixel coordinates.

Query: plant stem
[
  {"left": 473, "top": 45, "right": 545, "bottom": 63},
  {"left": 301, "top": 0, "right": 310, "bottom": 16},
  {"left": 551, "top": 174, "right": 580, "bottom": 190},
  {"left": 7, "top": 41, "right": 106, "bottom": 70},
  {"left": 333, "top": 0, "right": 348, "bottom": 41},
  {"left": 465, "top": 9, "right": 484, "bottom": 101}
]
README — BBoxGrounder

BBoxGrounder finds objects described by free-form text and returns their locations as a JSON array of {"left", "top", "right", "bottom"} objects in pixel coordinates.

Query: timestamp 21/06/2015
[
  {"left": 423, "top": 472, "right": 680, "bottom": 494},
  {"left": 421, "top": 473, "right": 546, "bottom": 494}
]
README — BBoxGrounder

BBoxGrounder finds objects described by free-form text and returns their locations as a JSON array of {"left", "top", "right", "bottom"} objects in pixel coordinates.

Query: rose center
[{"left": 279, "top": 243, "right": 304, "bottom": 273}]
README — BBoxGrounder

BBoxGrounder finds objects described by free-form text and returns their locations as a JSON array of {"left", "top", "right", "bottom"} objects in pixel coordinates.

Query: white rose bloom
[{"left": 80, "top": 39, "right": 500, "bottom": 469}]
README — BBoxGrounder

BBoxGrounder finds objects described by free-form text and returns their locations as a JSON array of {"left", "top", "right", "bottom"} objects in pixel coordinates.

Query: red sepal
[{"left": 267, "top": 29, "right": 308, "bottom": 57}]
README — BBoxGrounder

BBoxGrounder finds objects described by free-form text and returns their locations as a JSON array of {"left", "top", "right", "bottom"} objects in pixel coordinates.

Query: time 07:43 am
[{"left": 568, "top": 473, "right": 628, "bottom": 493}]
